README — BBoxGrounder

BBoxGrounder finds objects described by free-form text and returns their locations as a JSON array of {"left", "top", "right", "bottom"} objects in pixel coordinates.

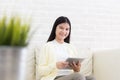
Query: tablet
[
  {"left": 66, "top": 58, "right": 84, "bottom": 64},
  {"left": 65, "top": 58, "right": 84, "bottom": 69}
]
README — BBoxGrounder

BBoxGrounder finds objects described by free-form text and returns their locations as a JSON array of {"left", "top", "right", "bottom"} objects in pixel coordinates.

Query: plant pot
[{"left": 0, "top": 46, "right": 27, "bottom": 80}]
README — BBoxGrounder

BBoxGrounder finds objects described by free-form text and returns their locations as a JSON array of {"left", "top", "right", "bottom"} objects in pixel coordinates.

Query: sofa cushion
[
  {"left": 93, "top": 49, "right": 120, "bottom": 80},
  {"left": 76, "top": 48, "right": 93, "bottom": 76}
]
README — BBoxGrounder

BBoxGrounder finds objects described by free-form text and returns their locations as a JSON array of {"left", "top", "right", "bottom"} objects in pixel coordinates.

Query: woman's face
[{"left": 55, "top": 23, "right": 70, "bottom": 42}]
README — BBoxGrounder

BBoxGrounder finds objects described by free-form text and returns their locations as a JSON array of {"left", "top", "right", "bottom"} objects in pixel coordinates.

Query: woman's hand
[
  {"left": 69, "top": 61, "right": 81, "bottom": 72},
  {"left": 56, "top": 61, "right": 69, "bottom": 69}
]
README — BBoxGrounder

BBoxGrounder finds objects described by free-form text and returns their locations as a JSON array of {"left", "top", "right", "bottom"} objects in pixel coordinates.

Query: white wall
[{"left": 0, "top": 0, "right": 120, "bottom": 51}]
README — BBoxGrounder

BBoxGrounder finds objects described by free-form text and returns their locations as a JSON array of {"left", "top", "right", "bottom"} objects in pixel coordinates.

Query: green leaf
[
  {"left": 0, "top": 15, "right": 30, "bottom": 46},
  {"left": 2, "top": 17, "right": 14, "bottom": 45},
  {"left": 0, "top": 16, "right": 6, "bottom": 45}
]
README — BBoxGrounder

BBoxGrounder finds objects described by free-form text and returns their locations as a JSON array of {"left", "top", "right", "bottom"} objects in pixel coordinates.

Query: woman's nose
[{"left": 62, "top": 29, "right": 66, "bottom": 33}]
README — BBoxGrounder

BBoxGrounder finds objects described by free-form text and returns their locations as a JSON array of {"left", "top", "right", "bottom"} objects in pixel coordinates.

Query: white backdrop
[{"left": 0, "top": 0, "right": 120, "bottom": 51}]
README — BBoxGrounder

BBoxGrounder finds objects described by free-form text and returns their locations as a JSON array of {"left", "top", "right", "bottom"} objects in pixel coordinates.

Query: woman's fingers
[
  {"left": 69, "top": 61, "right": 81, "bottom": 72},
  {"left": 76, "top": 61, "right": 81, "bottom": 66},
  {"left": 56, "top": 61, "right": 69, "bottom": 69}
]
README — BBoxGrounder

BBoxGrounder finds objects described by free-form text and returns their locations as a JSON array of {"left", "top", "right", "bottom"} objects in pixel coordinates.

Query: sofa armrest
[{"left": 93, "top": 49, "right": 120, "bottom": 80}]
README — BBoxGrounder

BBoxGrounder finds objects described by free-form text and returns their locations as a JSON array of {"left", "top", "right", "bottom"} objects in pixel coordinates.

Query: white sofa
[
  {"left": 93, "top": 49, "right": 120, "bottom": 80},
  {"left": 32, "top": 48, "right": 120, "bottom": 80}
]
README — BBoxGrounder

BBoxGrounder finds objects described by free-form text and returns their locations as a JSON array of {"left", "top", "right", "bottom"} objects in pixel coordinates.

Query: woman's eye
[
  {"left": 59, "top": 26, "right": 64, "bottom": 29},
  {"left": 66, "top": 28, "right": 69, "bottom": 31},
  {"left": 59, "top": 26, "right": 69, "bottom": 31}
]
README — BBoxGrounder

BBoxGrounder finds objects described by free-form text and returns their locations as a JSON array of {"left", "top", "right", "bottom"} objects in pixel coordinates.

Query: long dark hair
[{"left": 47, "top": 16, "right": 71, "bottom": 43}]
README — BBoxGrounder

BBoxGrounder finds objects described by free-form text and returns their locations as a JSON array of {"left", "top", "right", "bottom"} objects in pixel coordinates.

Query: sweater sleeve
[{"left": 36, "top": 43, "right": 57, "bottom": 77}]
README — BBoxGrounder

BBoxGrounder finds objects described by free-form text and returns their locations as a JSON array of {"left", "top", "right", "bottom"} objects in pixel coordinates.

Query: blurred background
[
  {"left": 0, "top": 0, "right": 120, "bottom": 51},
  {"left": 0, "top": 0, "right": 120, "bottom": 80}
]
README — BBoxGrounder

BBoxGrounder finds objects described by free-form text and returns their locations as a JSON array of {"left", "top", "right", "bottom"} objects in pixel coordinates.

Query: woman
[{"left": 37, "top": 16, "right": 95, "bottom": 80}]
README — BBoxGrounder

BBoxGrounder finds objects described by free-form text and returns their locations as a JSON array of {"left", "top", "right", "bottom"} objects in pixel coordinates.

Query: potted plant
[{"left": 0, "top": 15, "right": 30, "bottom": 80}]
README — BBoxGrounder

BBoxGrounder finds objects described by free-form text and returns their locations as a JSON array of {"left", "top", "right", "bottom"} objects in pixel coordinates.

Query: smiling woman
[
  {"left": 36, "top": 16, "right": 95, "bottom": 80},
  {"left": 55, "top": 23, "right": 70, "bottom": 43}
]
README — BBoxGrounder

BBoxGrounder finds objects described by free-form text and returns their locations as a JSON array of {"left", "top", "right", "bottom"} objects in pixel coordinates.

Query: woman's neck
[{"left": 55, "top": 38, "right": 64, "bottom": 44}]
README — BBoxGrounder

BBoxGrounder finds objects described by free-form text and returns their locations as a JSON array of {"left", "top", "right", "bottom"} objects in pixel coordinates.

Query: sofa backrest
[{"left": 93, "top": 49, "right": 120, "bottom": 80}]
